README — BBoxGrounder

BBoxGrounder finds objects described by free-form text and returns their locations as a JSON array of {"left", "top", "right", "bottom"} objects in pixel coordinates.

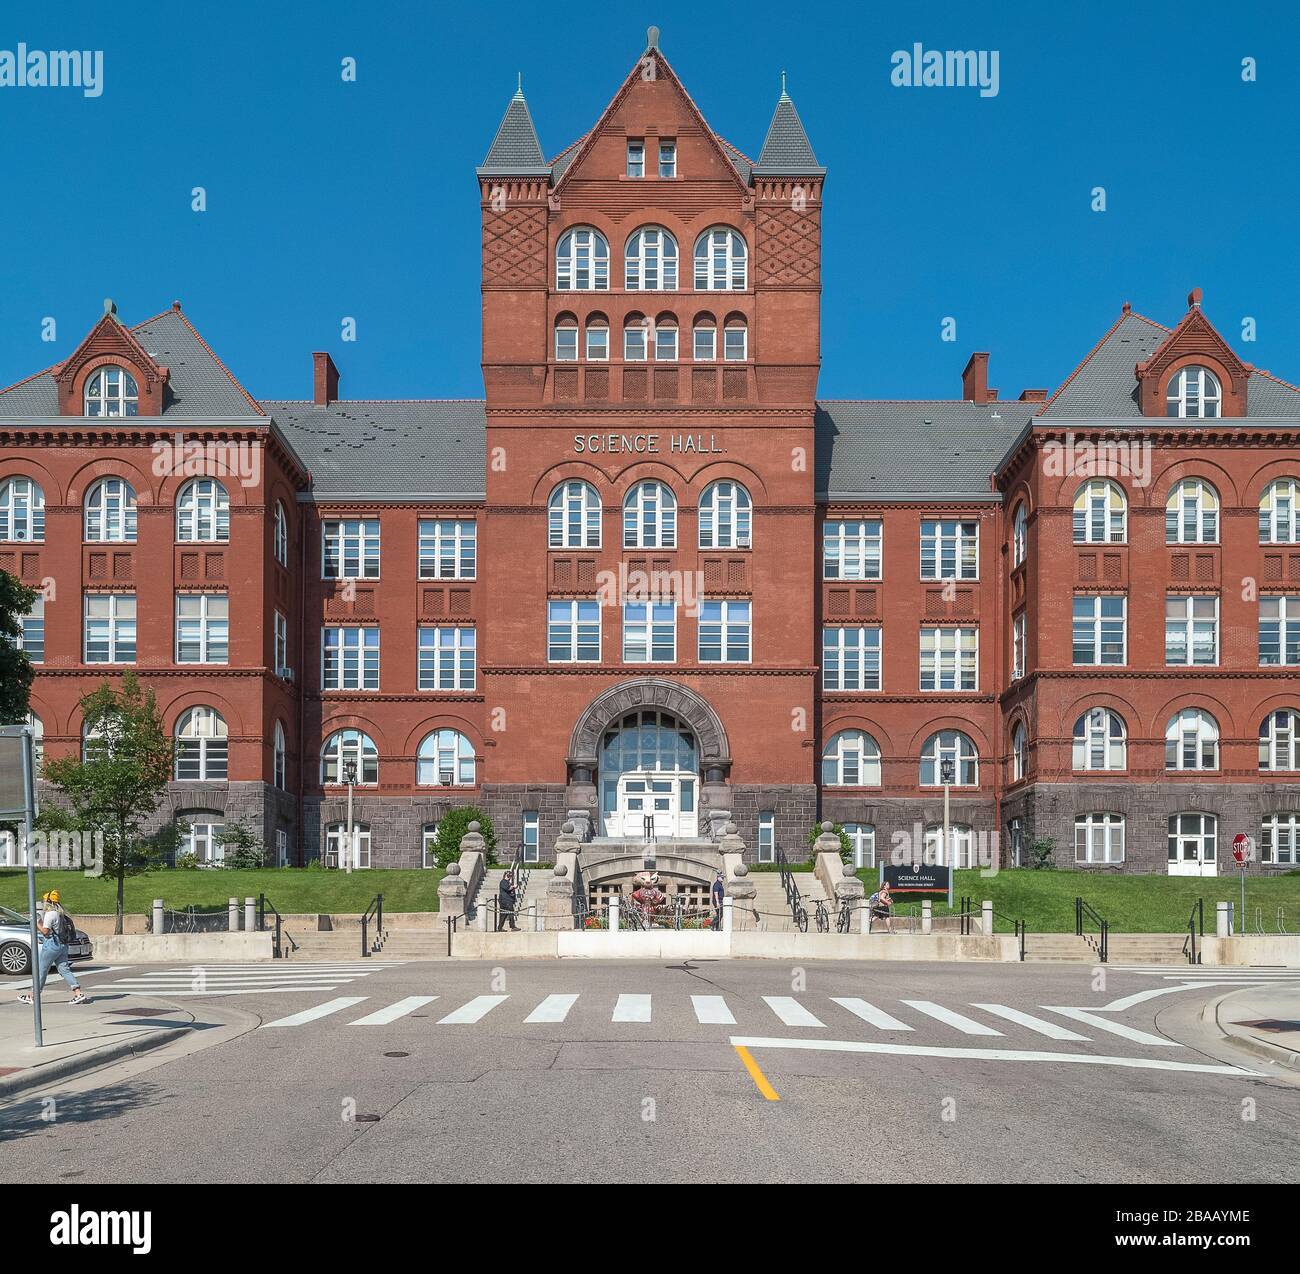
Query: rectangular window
[
  {"left": 1012, "top": 610, "right": 1026, "bottom": 680},
  {"left": 693, "top": 327, "right": 716, "bottom": 361},
  {"left": 920, "top": 520, "right": 979, "bottom": 580},
  {"left": 1260, "top": 596, "right": 1300, "bottom": 666},
  {"left": 1075, "top": 815, "right": 1125, "bottom": 865},
  {"left": 623, "top": 601, "right": 676, "bottom": 663},
  {"left": 1073, "top": 595, "right": 1126, "bottom": 665},
  {"left": 418, "top": 520, "right": 476, "bottom": 580},
  {"left": 757, "top": 812, "right": 775, "bottom": 864},
  {"left": 523, "top": 811, "right": 540, "bottom": 863},
  {"left": 422, "top": 824, "right": 440, "bottom": 869},
  {"left": 823, "top": 626, "right": 882, "bottom": 691},
  {"left": 698, "top": 600, "right": 751, "bottom": 663},
  {"left": 658, "top": 141, "right": 676, "bottom": 178},
  {"left": 586, "top": 326, "right": 609, "bottom": 361},
  {"left": 655, "top": 327, "right": 678, "bottom": 361},
  {"left": 176, "top": 594, "right": 229, "bottom": 664},
  {"left": 322, "top": 519, "right": 380, "bottom": 579},
  {"left": 418, "top": 626, "right": 476, "bottom": 691},
  {"left": 623, "top": 326, "right": 647, "bottom": 361},
  {"left": 554, "top": 326, "right": 578, "bottom": 361},
  {"left": 84, "top": 593, "right": 136, "bottom": 664},
  {"left": 723, "top": 327, "right": 747, "bottom": 361},
  {"left": 548, "top": 600, "right": 601, "bottom": 663},
  {"left": 274, "top": 610, "right": 289, "bottom": 676},
  {"left": 1165, "top": 595, "right": 1218, "bottom": 666},
  {"left": 16, "top": 598, "right": 43, "bottom": 664},
  {"left": 823, "top": 520, "right": 883, "bottom": 580},
  {"left": 626, "top": 140, "right": 644, "bottom": 178},
  {"left": 322, "top": 626, "right": 380, "bottom": 690},
  {"left": 920, "top": 627, "right": 978, "bottom": 691}
]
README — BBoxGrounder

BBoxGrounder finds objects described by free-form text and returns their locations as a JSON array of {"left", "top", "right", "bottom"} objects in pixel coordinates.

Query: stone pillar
[
  {"left": 545, "top": 862, "right": 576, "bottom": 931},
  {"left": 609, "top": 896, "right": 620, "bottom": 931},
  {"left": 814, "top": 822, "right": 865, "bottom": 921},
  {"left": 437, "top": 862, "right": 467, "bottom": 922},
  {"left": 723, "top": 822, "right": 758, "bottom": 931},
  {"left": 721, "top": 896, "right": 734, "bottom": 934},
  {"left": 228, "top": 897, "right": 238, "bottom": 932},
  {"left": 244, "top": 897, "right": 256, "bottom": 933},
  {"left": 153, "top": 898, "right": 164, "bottom": 936},
  {"left": 1216, "top": 900, "right": 1231, "bottom": 938}
]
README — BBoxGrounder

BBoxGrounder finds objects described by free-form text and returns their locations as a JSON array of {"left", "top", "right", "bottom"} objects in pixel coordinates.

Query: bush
[
  {"left": 173, "top": 850, "right": 200, "bottom": 870},
  {"left": 1027, "top": 837, "right": 1056, "bottom": 870},
  {"left": 432, "top": 807, "right": 497, "bottom": 868},
  {"left": 217, "top": 819, "right": 267, "bottom": 870},
  {"left": 806, "top": 822, "right": 852, "bottom": 860}
]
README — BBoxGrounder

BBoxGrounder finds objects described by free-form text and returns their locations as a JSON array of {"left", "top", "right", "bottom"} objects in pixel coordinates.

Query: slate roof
[
  {"left": 754, "top": 90, "right": 824, "bottom": 176},
  {"left": 815, "top": 401, "right": 1030, "bottom": 502},
  {"left": 478, "top": 87, "right": 551, "bottom": 177},
  {"left": 261, "top": 400, "right": 487, "bottom": 500}
]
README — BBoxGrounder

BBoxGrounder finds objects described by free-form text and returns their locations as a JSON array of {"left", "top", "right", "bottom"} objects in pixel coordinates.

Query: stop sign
[{"left": 1232, "top": 833, "right": 1255, "bottom": 863}]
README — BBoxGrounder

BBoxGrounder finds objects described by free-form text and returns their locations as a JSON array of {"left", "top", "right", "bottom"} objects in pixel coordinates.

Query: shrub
[
  {"left": 173, "top": 850, "right": 199, "bottom": 870},
  {"left": 217, "top": 818, "right": 267, "bottom": 870},
  {"left": 432, "top": 807, "right": 497, "bottom": 868},
  {"left": 1027, "top": 837, "right": 1056, "bottom": 870},
  {"left": 806, "top": 822, "right": 852, "bottom": 860}
]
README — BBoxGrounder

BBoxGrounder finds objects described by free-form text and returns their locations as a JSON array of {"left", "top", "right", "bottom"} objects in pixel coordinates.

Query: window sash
[
  {"left": 822, "top": 626, "right": 881, "bottom": 691},
  {"left": 622, "top": 602, "right": 676, "bottom": 663},
  {"left": 823, "top": 521, "right": 883, "bottom": 580},
  {"left": 175, "top": 594, "right": 229, "bottom": 664},
  {"left": 698, "top": 601, "right": 751, "bottom": 663},
  {"left": 418, "top": 626, "right": 476, "bottom": 690},
  {"left": 83, "top": 593, "right": 136, "bottom": 663},
  {"left": 1072, "top": 596, "right": 1126, "bottom": 665},
  {"left": 321, "top": 626, "right": 380, "bottom": 689},
  {"left": 322, "top": 520, "right": 380, "bottom": 579},
  {"left": 547, "top": 601, "right": 601, "bottom": 663},
  {"left": 920, "top": 627, "right": 978, "bottom": 691},
  {"left": 418, "top": 520, "right": 476, "bottom": 579},
  {"left": 1259, "top": 596, "right": 1300, "bottom": 665},
  {"left": 920, "top": 521, "right": 979, "bottom": 580}
]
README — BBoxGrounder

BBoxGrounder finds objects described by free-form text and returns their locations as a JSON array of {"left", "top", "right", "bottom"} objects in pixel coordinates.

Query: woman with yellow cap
[{"left": 16, "top": 889, "right": 85, "bottom": 1006}]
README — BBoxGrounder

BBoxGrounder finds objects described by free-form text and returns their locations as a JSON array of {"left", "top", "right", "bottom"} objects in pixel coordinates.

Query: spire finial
[
  {"left": 781, "top": 70, "right": 788, "bottom": 97},
  {"left": 514, "top": 71, "right": 523, "bottom": 99},
  {"left": 647, "top": 25, "right": 660, "bottom": 50}
]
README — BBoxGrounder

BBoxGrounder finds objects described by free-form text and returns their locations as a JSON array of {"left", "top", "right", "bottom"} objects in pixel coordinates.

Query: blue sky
[{"left": 1, "top": 0, "right": 1297, "bottom": 403}]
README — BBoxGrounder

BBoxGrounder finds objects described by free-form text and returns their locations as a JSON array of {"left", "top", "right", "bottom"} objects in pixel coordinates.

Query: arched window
[
  {"left": 920, "top": 730, "right": 978, "bottom": 786},
  {"left": 0, "top": 477, "right": 44, "bottom": 542},
  {"left": 27, "top": 711, "right": 43, "bottom": 776},
  {"left": 1259, "top": 478, "right": 1300, "bottom": 544},
  {"left": 1165, "top": 708, "right": 1219, "bottom": 771},
  {"left": 273, "top": 501, "right": 288, "bottom": 566},
  {"left": 175, "top": 706, "right": 229, "bottom": 781},
  {"left": 723, "top": 316, "right": 748, "bottom": 361},
  {"left": 1259, "top": 709, "right": 1300, "bottom": 771},
  {"left": 698, "top": 480, "right": 751, "bottom": 549},
  {"left": 84, "top": 477, "right": 137, "bottom": 542},
  {"left": 623, "top": 315, "right": 648, "bottom": 362},
  {"left": 176, "top": 477, "right": 230, "bottom": 543},
  {"left": 692, "top": 318, "right": 717, "bottom": 362},
  {"left": 1166, "top": 365, "right": 1221, "bottom": 418},
  {"left": 693, "top": 227, "right": 747, "bottom": 290},
  {"left": 1011, "top": 722, "right": 1027, "bottom": 781},
  {"left": 555, "top": 227, "right": 609, "bottom": 291},
  {"left": 1073, "top": 708, "right": 1127, "bottom": 771},
  {"left": 1165, "top": 479, "right": 1219, "bottom": 544},
  {"left": 624, "top": 227, "right": 677, "bottom": 290},
  {"left": 417, "top": 729, "right": 475, "bottom": 786},
  {"left": 320, "top": 729, "right": 378, "bottom": 785},
  {"left": 1073, "top": 479, "right": 1126, "bottom": 544},
  {"left": 81, "top": 714, "right": 119, "bottom": 762},
  {"left": 553, "top": 316, "right": 579, "bottom": 362},
  {"left": 585, "top": 316, "right": 609, "bottom": 362},
  {"left": 1011, "top": 502, "right": 1027, "bottom": 567},
  {"left": 273, "top": 721, "right": 287, "bottom": 790},
  {"left": 623, "top": 481, "right": 676, "bottom": 549},
  {"left": 548, "top": 481, "right": 601, "bottom": 549},
  {"left": 820, "top": 730, "right": 882, "bottom": 787},
  {"left": 83, "top": 365, "right": 139, "bottom": 417}
]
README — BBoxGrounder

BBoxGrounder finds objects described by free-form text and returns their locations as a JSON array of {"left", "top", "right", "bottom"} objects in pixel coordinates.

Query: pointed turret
[
  {"left": 477, "top": 78, "right": 550, "bottom": 177},
  {"left": 753, "top": 76, "right": 824, "bottom": 176}
]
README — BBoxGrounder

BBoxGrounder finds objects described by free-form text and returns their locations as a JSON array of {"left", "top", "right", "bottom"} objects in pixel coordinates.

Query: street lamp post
[
  {"left": 940, "top": 757, "right": 955, "bottom": 911},
  {"left": 343, "top": 758, "right": 357, "bottom": 874}
]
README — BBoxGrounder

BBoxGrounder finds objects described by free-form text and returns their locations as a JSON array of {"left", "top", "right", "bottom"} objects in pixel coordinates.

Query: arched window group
[
  {"left": 553, "top": 310, "right": 747, "bottom": 362},
  {"left": 1165, "top": 364, "right": 1221, "bottom": 418},
  {"left": 84, "top": 477, "right": 137, "bottom": 542},
  {"left": 820, "top": 729, "right": 980, "bottom": 787},
  {"left": 555, "top": 226, "right": 746, "bottom": 293},
  {"left": 547, "top": 479, "right": 753, "bottom": 551},
  {"left": 176, "top": 478, "right": 230, "bottom": 543},
  {"left": 83, "top": 365, "right": 139, "bottom": 417},
  {"left": 318, "top": 728, "right": 475, "bottom": 788}
]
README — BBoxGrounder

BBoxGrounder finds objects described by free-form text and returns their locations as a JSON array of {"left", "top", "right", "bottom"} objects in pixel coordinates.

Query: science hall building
[{"left": 3, "top": 36, "right": 1300, "bottom": 880}]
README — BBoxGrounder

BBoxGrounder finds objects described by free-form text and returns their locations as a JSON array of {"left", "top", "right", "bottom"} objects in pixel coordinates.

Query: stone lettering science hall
[{"left": 4, "top": 35, "right": 1300, "bottom": 881}]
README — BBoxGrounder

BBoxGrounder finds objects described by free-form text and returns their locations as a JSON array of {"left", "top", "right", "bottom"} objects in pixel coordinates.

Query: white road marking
[
  {"left": 902, "top": 1000, "right": 1003, "bottom": 1036},
  {"left": 1095, "top": 983, "right": 1269, "bottom": 1012},
  {"left": 728, "top": 1036, "right": 1262, "bottom": 1076},
  {"left": 348, "top": 996, "right": 438, "bottom": 1026},
  {"left": 691, "top": 995, "right": 736, "bottom": 1025},
  {"left": 7, "top": 964, "right": 131, "bottom": 992},
  {"left": 971, "top": 1003, "right": 1090, "bottom": 1041},
  {"left": 1044, "top": 1006, "right": 1180, "bottom": 1047},
  {"left": 829, "top": 997, "right": 913, "bottom": 1031},
  {"left": 438, "top": 995, "right": 508, "bottom": 1024},
  {"left": 524, "top": 993, "right": 579, "bottom": 1023},
  {"left": 763, "top": 996, "right": 825, "bottom": 1028},
  {"left": 123, "top": 986, "right": 341, "bottom": 997},
  {"left": 263, "top": 996, "right": 367, "bottom": 1027},
  {"left": 612, "top": 993, "right": 652, "bottom": 1023}
]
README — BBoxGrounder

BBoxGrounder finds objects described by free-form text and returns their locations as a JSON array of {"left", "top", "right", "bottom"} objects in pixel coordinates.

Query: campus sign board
[{"left": 882, "top": 862, "right": 951, "bottom": 893}]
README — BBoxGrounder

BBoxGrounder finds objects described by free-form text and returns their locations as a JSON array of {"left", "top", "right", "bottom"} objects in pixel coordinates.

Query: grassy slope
[{"left": 0, "top": 868, "right": 444, "bottom": 916}]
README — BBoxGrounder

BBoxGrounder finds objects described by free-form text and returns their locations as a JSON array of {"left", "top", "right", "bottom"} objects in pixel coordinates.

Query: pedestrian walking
[
  {"left": 17, "top": 890, "right": 86, "bottom": 1005},
  {"left": 867, "top": 882, "right": 894, "bottom": 934},
  {"left": 497, "top": 873, "right": 519, "bottom": 931},
  {"left": 711, "top": 870, "right": 726, "bottom": 930}
]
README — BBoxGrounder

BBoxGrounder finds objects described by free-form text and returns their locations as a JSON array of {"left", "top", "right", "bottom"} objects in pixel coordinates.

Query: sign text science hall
[{"left": 572, "top": 432, "right": 724, "bottom": 455}]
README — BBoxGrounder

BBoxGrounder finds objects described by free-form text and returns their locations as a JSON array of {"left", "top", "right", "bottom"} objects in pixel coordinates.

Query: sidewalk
[
  {"left": 1208, "top": 984, "right": 1300, "bottom": 1073},
  {"left": 0, "top": 984, "right": 195, "bottom": 1099}
]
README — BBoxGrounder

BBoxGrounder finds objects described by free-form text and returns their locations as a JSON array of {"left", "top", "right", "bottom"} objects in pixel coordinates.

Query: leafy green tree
[
  {"left": 432, "top": 806, "right": 497, "bottom": 868},
  {"left": 43, "top": 673, "right": 173, "bottom": 933},
  {"left": 0, "top": 571, "right": 38, "bottom": 725},
  {"left": 218, "top": 818, "right": 267, "bottom": 870},
  {"left": 806, "top": 822, "right": 853, "bottom": 860}
]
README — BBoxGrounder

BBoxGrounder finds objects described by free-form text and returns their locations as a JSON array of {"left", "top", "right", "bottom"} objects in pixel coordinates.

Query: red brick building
[{"left": 3, "top": 37, "right": 1299, "bottom": 879}]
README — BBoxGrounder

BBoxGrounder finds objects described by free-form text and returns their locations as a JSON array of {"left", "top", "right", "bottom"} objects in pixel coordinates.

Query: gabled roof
[
  {"left": 477, "top": 84, "right": 550, "bottom": 177},
  {"left": 0, "top": 305, "right": 263, "bottom": 419},
  {"left": 754, "top": 87, "right": 823, "bottom": 176}
]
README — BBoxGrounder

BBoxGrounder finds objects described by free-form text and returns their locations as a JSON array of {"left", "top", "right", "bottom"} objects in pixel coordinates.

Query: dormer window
[
  {"left": 1166, "top": 365, "right": 1221, "bottom": 419},
  {"left": 84, "top": 365, "right": 139, "bottom": 417},
  {"left": 627, "top": 140, "right": 645, "bottom": 179}
]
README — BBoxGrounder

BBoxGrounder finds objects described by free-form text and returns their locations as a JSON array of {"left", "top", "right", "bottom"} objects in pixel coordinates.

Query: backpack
[{"left": 52, "top": 908, "right": 77, "bottom": 945}]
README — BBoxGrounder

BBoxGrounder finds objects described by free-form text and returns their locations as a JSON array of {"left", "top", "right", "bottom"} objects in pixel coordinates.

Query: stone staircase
[
  {"left": 470, "top": 866, "right": 554, "bottom": 929},
  {"left": 1023, "top": 931, "right": 1193, "bottom": 964},
  {"left": 744, "top": 871, "right": 831, "bottom": 933}
]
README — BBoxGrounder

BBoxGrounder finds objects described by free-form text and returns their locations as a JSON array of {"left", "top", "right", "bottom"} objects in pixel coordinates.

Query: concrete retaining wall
[
  {"left": 1201, "top": 935, "right": 1300, "bottom": 967},
  {"left": 75, "top": 914, "right": 150, "bottom": 936},
  {"left": 92, "top": 932, "right": 275, "bottom": 962}
]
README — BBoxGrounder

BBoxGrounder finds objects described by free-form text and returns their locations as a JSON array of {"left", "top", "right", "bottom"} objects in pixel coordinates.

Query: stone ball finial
[
  {"left": 467, "top": 820, "right": 480, "bottom": 832},
  {"left": 554, "top": 863, "right": 568, "bottom": 877},
  {"left": 734, "top": 863, "right": 748, "bottom": 877},
  {"left": 562, "top": 821, "right": 575, "bottom": 835},
  {"left": 445, "top": 863, "right": 460, "bottom": 876},
  {"left": 725, "top": 822, "right": 737, "bottom": 835},
  {"left": 821, "top": 820, "right": 834, "bottom": 832}
]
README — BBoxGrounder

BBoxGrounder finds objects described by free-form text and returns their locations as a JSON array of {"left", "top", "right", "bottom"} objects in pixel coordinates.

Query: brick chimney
[
  {"left": 313, "top": 352, "right": 340, "bottom": 406},
  {"left": 961, "top": 352, "right": 994, "bottom": 404},
  {"left": 1018, "top": 388, "right": 1048, "bottom": 402}
]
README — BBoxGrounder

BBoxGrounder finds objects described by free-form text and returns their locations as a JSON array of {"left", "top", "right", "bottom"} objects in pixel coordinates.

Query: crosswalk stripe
[
  {"left": 438, "top": 995, "right": 508, "bottom": 1024},
  {"left": 902, "top": 1000, "right": 1003, "bottom": 1036},
  {"left": 263, "top": 996, "right": 367, "bottom": 1027},
  {"left": 348, "top": 996, "right": 438, "bottom": 1026},
  {"left": 613, "top": 993, "right": 653, "bottom": 1022},
  {"left": 691, "top": 995, "right": 736, "bottom": 1025},
  {"left": 1043, "top": 1006, "right": 1180, "bottom": 1048},
  {"left": 830, "top": 997, "right": 913, "bottom": 1031},
  {"left": 524, "top": 993, "right": 579, "bottom": 1023},
  {"left": 762, "top": 996, "right": 825, "bottom": 1028},
  {"left": 125, "top": 986, "right": 341, "bottom": 997},
  {"left": 971, "top": 1003, "right": 1090, "bottom": 1041}
]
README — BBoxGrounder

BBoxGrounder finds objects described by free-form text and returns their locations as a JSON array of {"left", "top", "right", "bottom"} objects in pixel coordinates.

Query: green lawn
[
  {"left": 0, "top": 868, "right": 444, "bottom": 916},
  {"left": 854, "top": 866, "right": 1300, "bottom": 934}
]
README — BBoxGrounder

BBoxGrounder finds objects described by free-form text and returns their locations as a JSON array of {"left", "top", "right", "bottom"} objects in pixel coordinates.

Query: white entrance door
[
  {"left": 610, "top": 772, "right": 697, "bottom": 838},
  {"left": 1167, "top": 813, "right": 1218, "bottom": 877}
]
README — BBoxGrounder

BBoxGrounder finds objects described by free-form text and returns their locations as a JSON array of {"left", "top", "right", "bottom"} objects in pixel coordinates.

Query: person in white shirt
[{"left": 16, "top": 889, "right": 85, "bottom": 1005}]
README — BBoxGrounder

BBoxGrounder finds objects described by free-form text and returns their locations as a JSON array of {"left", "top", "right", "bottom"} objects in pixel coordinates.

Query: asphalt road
[{"left": 1, "top": 959, "right": 1297, "bottom": 1184}]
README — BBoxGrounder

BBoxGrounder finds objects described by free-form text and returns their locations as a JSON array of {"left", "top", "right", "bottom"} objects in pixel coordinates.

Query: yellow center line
[{"left": 734, "top": 1044, "right": 780, "bottom": 1101}]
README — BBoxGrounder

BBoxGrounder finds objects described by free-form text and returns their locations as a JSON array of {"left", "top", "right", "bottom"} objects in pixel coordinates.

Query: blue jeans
[{"left": 36, "top": 940, "right": 79, "bottom": 992}]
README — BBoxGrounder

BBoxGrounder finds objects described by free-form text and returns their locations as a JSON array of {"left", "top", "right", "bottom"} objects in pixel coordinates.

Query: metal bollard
[
  {"left": 228, "top": 897, "right": 239, "bottom": 932},
  {"left": 153, "top": 898, "right": 164, "bottom": 936},
  {"left": 1216, "top": 900, "right": 1230, "bottom": 938},
  {"left": 982, "top": 899, "right": 993, "bottom": 936},
  {"left": 921, "top": 899, "right": 932, "bottom": 935}
]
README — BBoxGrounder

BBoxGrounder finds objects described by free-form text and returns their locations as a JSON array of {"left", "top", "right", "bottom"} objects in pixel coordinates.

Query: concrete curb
[
  {"left": 1201, "top": 989, "right": 1300, "bottom": 1076},
  {"left": 0, "top": 1024, "right": 190, "bottom": 1101}
]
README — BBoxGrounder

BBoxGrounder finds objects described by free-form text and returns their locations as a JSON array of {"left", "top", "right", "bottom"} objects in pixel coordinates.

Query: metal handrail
[
  {"left": 1183, "top": 897, "right": 1204, "bottom": 964},
  {"left": 775, "top": 846, "right": 807, "bottom": 929},
  {"left": 360, "top": 892, "right": 383, "bottom": 958},
  {"left": 256, "top": 894, "right": 299, "bottom": 958},
  {"left": 1075, "top": 895, "right": 1109, "bottom": 963}
]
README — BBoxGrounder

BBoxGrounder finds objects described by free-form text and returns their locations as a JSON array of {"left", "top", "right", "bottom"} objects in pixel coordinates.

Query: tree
[
  {"left": 432, "top": 806, "right": 497, "bottom": 868},
  {"left": 43, "top": 673, "right": 173, "bottom": 934},
  {"left": 217, "top": 818, "right": 267, "bottom": 870},
  {"left": 806, "top": 822, "right": 853, "bottom": 860},
  {"left": 0, "top": 571, "right": 38, "bottom": 725}
]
